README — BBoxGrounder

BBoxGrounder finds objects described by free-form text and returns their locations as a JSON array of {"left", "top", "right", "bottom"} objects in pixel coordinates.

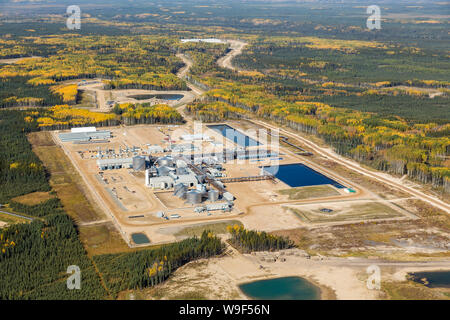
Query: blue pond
[
  {"left": 239, "top": 276, "right": 321, "bottom": 300},
  {"left": 207, "top": 124, "right": 261, "bottom": 147},
  {"left": 409, "top": 271, "right": 450, "bottom": 288},
  {"left": 128, "top": 94, "right": 184, "bottom": 101},
  {"left": 263, "top": 163, "right": 345, "bottom": 188}
]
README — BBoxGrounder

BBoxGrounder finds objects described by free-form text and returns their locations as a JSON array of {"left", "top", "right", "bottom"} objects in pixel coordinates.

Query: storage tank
[
  {"left": 208, "top": 189, "right": 219, "bottom": 202},
  {"left": 132, "top": 156, "right": 146, "bottom": 171},
  {"left": 156, "top": 156, "right": 173, "bottom": 167},
  {"left": 186, "top": 190, "right": 202, "bottom": 204}
]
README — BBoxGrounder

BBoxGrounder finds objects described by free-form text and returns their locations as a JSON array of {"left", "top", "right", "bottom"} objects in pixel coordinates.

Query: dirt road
[{"left": 217, "top": 40, "right": 247, "bottom": 71}]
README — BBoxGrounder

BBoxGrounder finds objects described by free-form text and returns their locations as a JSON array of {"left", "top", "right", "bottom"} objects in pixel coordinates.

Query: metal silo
[
  {"left": 208, "top": 189, "right": 219, "bottom": 202},
  {"left": 156, "top": 156, "right": 173, "bottom": 167},
  {"left": 186, "top": 190, "right": 202, "bottom": 204},
  {"left": 133, "top": 156, "right": 146, "bottom": 171}
]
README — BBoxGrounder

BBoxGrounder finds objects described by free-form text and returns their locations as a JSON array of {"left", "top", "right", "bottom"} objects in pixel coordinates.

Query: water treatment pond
[
  {"left": 207, "top": 124, "right": 261, "bottom": 147},
  {"left": 408, "top": 271, "right": 450, "bottom": 288},
  {"left": 263, "top": 163, "right": 345, "bottom": 188},
  {"left": 131, "top": 233, "right": 150, "bottom": 244},
  {"left": 239, "top": 276, "right": 321, "bottom": 300},
  {"left": 128, "top": 94, "right": 184, "bottom": 101}
]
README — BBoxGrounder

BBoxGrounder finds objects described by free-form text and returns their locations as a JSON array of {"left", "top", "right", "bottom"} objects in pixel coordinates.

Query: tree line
[
  {"left": 93, "top": 230, "right": 224, "bottom": 298},
  {"left": 0, "top": 110, "right": 50, "bottom": 203},
  {"left": 227, "top": 225, "right": 294, "bottom": 253}
]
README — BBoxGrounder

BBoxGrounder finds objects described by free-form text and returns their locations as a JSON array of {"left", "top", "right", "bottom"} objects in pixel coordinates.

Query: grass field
[
  {"left": 78, "top": 223, "right": 132, "bottom": 256},
  {"left": 12, "top": 191, "right": 54, "bottom": 205},
  {"left": 278, "top": 185, "right": 340, "bottom": 200},
  {"left": 382, "top": 281, "right": 450, "bottom": 300},
  {"left": 174, "top": 220, "right": 243, "bottom": 238},
  {"left": 28, "top": 131, "right": 105, "bottom": 223}
]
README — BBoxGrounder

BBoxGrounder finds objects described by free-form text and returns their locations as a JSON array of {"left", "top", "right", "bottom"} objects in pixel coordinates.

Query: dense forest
[
  {"left": 186, "top": 101, "right": 248, "bottom": 122},
  {"left": 227, "top": 225, "right": 294, "bottom": 253},
  {"left": 9, "top": 198, "right": 64, "bottom": 218},
  {"left": 112, "top": 102, "right": 184, "bottom": 125},
  {"left": 233, "top": 37, "right": 450, "bottom": 122},
  {"left": 0, "top": 110, "right": 50, "bottom": 203},
  {"left": 93, "top": 230, "right": 224, "bottom": 298},
  {"left": 25, "top": 105, "right": 119, "bottom": 130},
  {"left": 0, "top": 213, "right": 107, "bottom": 299},
  {"left": 0, "top": 109, "right": 106, "bottom": 299}
]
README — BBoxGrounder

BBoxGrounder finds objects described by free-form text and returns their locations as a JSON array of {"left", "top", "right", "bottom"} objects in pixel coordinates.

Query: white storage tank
[
  {"left": 156, "top": 156, "right": 174, "bottom": 167},
  {"left": 208, "top": 189, "right": 219, "bottom": 202},
  {"left": 186, "top": 190, "right": 202, "bottom": 204}
]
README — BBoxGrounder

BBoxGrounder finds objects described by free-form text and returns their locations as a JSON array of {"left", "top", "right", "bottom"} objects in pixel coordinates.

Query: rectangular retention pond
[
  {"left": 131, "top": 233, "right": 150, "bottom": 245},
  {"left": 207, "top": 124, "right": 261, "bottom": 147},
  {"left": 263, "top": 163, "right": 345, "bottom": 188},
  {"left": 127, "top": 94, "right": 184, "bottom": 101}
]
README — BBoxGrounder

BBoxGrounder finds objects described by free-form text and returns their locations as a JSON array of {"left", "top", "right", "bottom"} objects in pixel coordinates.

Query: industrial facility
[
  {"left": 59, "top": 127, "right": 111, "bottom": 143},
  {"left": 145, "top": 155, "right": 235, "bottom": 210},
  {"left": 54, "top": 122, "right": 300, "bottom": 242}
]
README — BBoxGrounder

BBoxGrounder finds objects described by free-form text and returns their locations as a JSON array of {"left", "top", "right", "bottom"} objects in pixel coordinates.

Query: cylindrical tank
[
  {"left": 208, "top": 189, "right": 219, "bottom": 202},
  {"left": 133, "top": 156, "right": 146, "bottom": 171},
  {"left": 196, "top": 184, "right": 206, "bottom": 192},
  {"left": 186, "top": 190, "right": 202, "bottom": 204},
  {"left": 156, "top": 156, "right": 173, "bottom": 167}
]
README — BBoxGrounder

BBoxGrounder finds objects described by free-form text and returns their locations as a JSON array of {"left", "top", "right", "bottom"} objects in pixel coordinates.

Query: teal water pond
[
  {"left": 239, "top": 276, "right": 321, "bottom": 300},
  {"left": 409, "top": 271, "right": 450, "bottom": 288},
  {"left": 131, "top": 233, "right": 150, "bottom": 244}
]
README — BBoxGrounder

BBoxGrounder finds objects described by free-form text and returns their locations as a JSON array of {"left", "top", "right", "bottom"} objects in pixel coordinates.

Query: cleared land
[
  {"left": 278, "top": 185, "right": 340, "bottom": 200},
  {"left": 286, "top": 201, "right": 406, "bottom": 224},
  {"left": 174, "top": 220, "right": 243, "bottom": 238},
  {"left": 78, "top": 222, "right": 133, "bottom": 256},
  {"left": 12, "top": 191, "right": 54, "bottom": 205},
  {"left": 28, "top": 131, "right": 106, "bottom": 224}
]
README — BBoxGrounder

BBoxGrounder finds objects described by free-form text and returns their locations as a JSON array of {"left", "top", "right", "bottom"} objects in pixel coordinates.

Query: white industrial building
[
  {"left": 147, "top": 145, "right": 164, "bottom": 154},
  {"left": 180, "top": 134, "right": 210, "bottom": 141},
  {"left": 59, "top": 129, "right": 111, "bottom": 143},
  {"left": 181, "top": 38, "right": 224, "bottom": 44},
  {"left": 97, "top": 158, "right": 133, "bottom": 170},
  {"left": 145, "top": 166, "right": 198, "bottom": 189},
  {"left": 71, "top": 127, "right": 96, "bottom": 133}
]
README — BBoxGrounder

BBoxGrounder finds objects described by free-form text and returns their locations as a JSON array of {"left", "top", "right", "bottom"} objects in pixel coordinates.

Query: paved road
[{"left": 0, "top": 210, "right": 34, "bottom": 221}]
